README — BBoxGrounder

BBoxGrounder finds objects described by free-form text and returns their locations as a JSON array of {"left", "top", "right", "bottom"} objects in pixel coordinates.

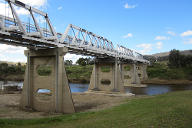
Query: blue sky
[{"left": 0, "top": 0, "right": 192, "bottom": 62}]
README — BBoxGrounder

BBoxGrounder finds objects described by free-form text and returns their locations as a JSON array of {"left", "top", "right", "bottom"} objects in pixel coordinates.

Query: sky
[{"left": 0, "top": 0, "right": 192, "bottom": 63}]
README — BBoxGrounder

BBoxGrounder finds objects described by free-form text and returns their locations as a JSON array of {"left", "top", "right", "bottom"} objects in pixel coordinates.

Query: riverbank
[
  {"left": 0, "top": 74, "right": 24, "bottom": 81},
  {"left": 0, "top": 91, "right": 192, "bottom": 128},
  {"left": 142, "top": 78, "right": 192, "bottom": 85},
  {"left": 0, "top": 92, "right": 136, "bottom": 119}
]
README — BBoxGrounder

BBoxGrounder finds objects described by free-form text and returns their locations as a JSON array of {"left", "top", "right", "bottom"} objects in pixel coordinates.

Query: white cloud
[
  {"left": 167, "top": 31, "right": 176, "bottom": 36},
  {"left": 123, "top": 33, "right": 133, "bottom": 38},
  {"left": 181, "top": 30, "right": 192, "bottom": 37},
  {"left": 36, "top": 15, "right": 46, "bottom": 24},
  {"left": 15, "top": 7, "right": 29, "bottom": 15},
  {"left": 124, "top": 3, "right": 137, "bottom": 9},
  {"left": 57, "top": 6, "right": 63, "bottom": 10},
  {"left": 155, "top": 36, "right": 169, "bottom": 40},
  {"left": 0, "top": 0, "right": 47, "bottom": 16},
  {"left": 136, "top": 43, "right": 152, "bottom": 54},
  {"left": 0, "top": 44, "right": 26, "bottom": 54},
  {"left": 19, "top": 0, "right": 47, "bottom": 8},
  {"left": 184, "top": 39, "right": 192, "bottom": 44},
  {"left": 156, "top": 42, "right": 163, "bottom": 49},
  {"left": 0, "top": 3, "right": 12, "bottom": 17},
  {"left": 0, "top": 44, "right": 26, "bottom": 62}
]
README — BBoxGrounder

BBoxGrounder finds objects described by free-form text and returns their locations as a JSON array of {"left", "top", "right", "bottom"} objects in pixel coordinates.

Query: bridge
[{"left": 0, "top": 0, "right": 149, "bottom": 113}]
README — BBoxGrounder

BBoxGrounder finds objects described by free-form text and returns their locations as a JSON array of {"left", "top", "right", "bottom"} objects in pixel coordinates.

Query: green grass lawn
[{"left": 1, "top": 91, "right": 192, "bottom": 128}]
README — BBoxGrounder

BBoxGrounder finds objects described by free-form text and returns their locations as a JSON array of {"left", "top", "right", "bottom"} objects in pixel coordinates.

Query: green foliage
[
  {"left": 124, "top": 65, "right": 131, "bottom": 71},
  {"left": 169, "top": 49, "right": 181, "bottom": 68},
  {"left": 147, "top": 62, "right": 192, "bottom": 80},
  {"left": 1, "top": 91, "right": 192, "bottom": 128},
  {"left": 37, "top": 65, "right": 52, "bottom": 76},
  {"left": 76, "top": 57, "right": 94, "bottom": 66},
  {"left": 168, "top": 49, "right": 192, "bottom": 68},
  {"left": 0, "top": 62, "right": 25, "bottom": 75},
  {"left": 147, "top": 49, "right": 192, "bottom": 80},
  {"left": 101, "top": 66, "right": 111, "bottom": 72},
  {"left": 64, "top": 60, "right": 73, "bottom": 66},
  {"left": 65, "top": 65, "right": 93, "bottom": 83}
]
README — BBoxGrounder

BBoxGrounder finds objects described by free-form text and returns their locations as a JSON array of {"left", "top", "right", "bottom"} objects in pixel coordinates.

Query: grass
[{"left": 1, "top": 91, "right": 192, "bottom": 128}]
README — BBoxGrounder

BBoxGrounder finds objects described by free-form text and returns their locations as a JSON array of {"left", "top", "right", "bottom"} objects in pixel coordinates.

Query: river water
[{"left": 0, "top": 81, "right": 192, "bottom": 96}]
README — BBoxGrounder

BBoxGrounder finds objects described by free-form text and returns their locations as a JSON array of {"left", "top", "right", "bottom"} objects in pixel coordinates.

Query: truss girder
[{"left": 0, "top": 0, "right": 149, "bottom": 64}]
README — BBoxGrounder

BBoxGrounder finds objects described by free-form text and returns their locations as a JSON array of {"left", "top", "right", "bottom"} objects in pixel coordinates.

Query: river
[{"left": 0, "top": 81, "right": 192, "bottom": 96}]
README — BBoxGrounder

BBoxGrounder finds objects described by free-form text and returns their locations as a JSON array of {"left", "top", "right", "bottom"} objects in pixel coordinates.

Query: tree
[
  {"left": 76, "top": 57, "right": 94, "bottom": 66},
  {"left": 76, "top": 58, "right": 87, "bottom": 66},
  {"left": 169, "top": 49, "right": 180, "bottom": 68},
  {"left": 0, "top": 63, "right": 8, "bottom": 73},
  {"left": 65, "top": 60, "right": 73, "bottom": 66}
]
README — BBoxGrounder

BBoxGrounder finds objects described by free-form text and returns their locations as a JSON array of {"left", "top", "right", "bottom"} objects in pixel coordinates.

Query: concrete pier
[
  {"left": 89, "top": 58, "right": 124, "bottom": 93},
  {"left": 20, "top": 48, "right": 75, "bottom": 113}
]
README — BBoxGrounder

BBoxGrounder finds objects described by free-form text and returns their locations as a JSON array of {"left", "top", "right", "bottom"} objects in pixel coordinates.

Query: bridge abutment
[{"left": 20, "top": 47, "right": 75, "bottom": 113}]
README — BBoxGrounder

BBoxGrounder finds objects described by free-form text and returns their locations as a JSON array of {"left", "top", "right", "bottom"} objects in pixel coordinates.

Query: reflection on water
[
  {"left": 125, "top": 84, "right": 192, "bottom": 96},
  {"left": 70, "top": 83, "right": 89, "bottom": 93},
  {"left": 0, "top": 81, "right": 23, "bottom": 90},
  {"left": 0, "top": 81, "right": 192, "bottom": 95}
]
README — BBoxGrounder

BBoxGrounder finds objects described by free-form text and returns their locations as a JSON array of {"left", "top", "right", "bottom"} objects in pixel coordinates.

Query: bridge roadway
[{"left": 0, "top": 0, "right": 149, "bottom": 64}]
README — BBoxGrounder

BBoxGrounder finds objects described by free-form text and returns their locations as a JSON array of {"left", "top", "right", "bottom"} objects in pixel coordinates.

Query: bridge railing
[{"left": 60, "top": 24, "right": 115, "bottom": 51}]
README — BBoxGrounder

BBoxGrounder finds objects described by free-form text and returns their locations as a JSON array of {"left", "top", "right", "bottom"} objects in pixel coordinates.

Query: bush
[
  {"left": 0, "top": 63, "right": 25, "bottom": 75},
  {"left": 147, "top": 62, "right": 191, "bottom": 80}
]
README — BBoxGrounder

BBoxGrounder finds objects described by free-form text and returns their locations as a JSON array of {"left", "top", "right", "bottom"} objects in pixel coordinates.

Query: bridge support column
[
  {"left": 136, "top": 63, "right": 148, "bottom": 81},
  {"left": 20, "top": 47, "right": 75, "bottom": 113},
  {"left": 121, "top": 63, "right": 140, "bottom": 86},
  {"left": 89, "top": 58, "right": 124, "bottom": 93},
  {"left": 121, "top": 62, "right": 148, "bottom": 86},
  {"left": 133, "top": 63, "right": 141, "bottom": 84}
]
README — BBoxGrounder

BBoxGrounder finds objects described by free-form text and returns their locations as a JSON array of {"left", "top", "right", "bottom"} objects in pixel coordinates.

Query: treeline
[
  {"left": 65, "top": 57, "right": 94, "bottom": 66},
  {"left": 145, "top": 49, "right": 192, "bottom": 67},
  {"left": 0, "top": 57, "right": 93, "bottom": 75},
  {"left": 169, "top": 49, "right": 192, "bottom": 68},
  {"left": 0, "top": 62, "right": 25, "bottom": 75},
  {"left": 147, "top": 49, "right": 192, "bottom": 80}
]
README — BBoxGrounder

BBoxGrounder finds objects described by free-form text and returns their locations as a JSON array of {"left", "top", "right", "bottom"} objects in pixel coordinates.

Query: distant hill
[
  {"left": 144, "top": 49, "right": 192, "bottom": 63},
  {"left": 0, "top": 61, "right": 26, "bottom": 65},
  {"left": 150, "top": 50, "right": 192, "bottom": 57}
]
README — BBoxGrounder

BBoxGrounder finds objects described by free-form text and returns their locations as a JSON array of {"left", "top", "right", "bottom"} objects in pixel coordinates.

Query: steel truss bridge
[{"left": 0, "top": 0, "right": 149, "bottom": 63}]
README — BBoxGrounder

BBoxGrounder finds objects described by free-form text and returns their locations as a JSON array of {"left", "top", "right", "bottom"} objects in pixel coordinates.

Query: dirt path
[{"left": 0, "top": 92, "right": 137, "bottom": 119}]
